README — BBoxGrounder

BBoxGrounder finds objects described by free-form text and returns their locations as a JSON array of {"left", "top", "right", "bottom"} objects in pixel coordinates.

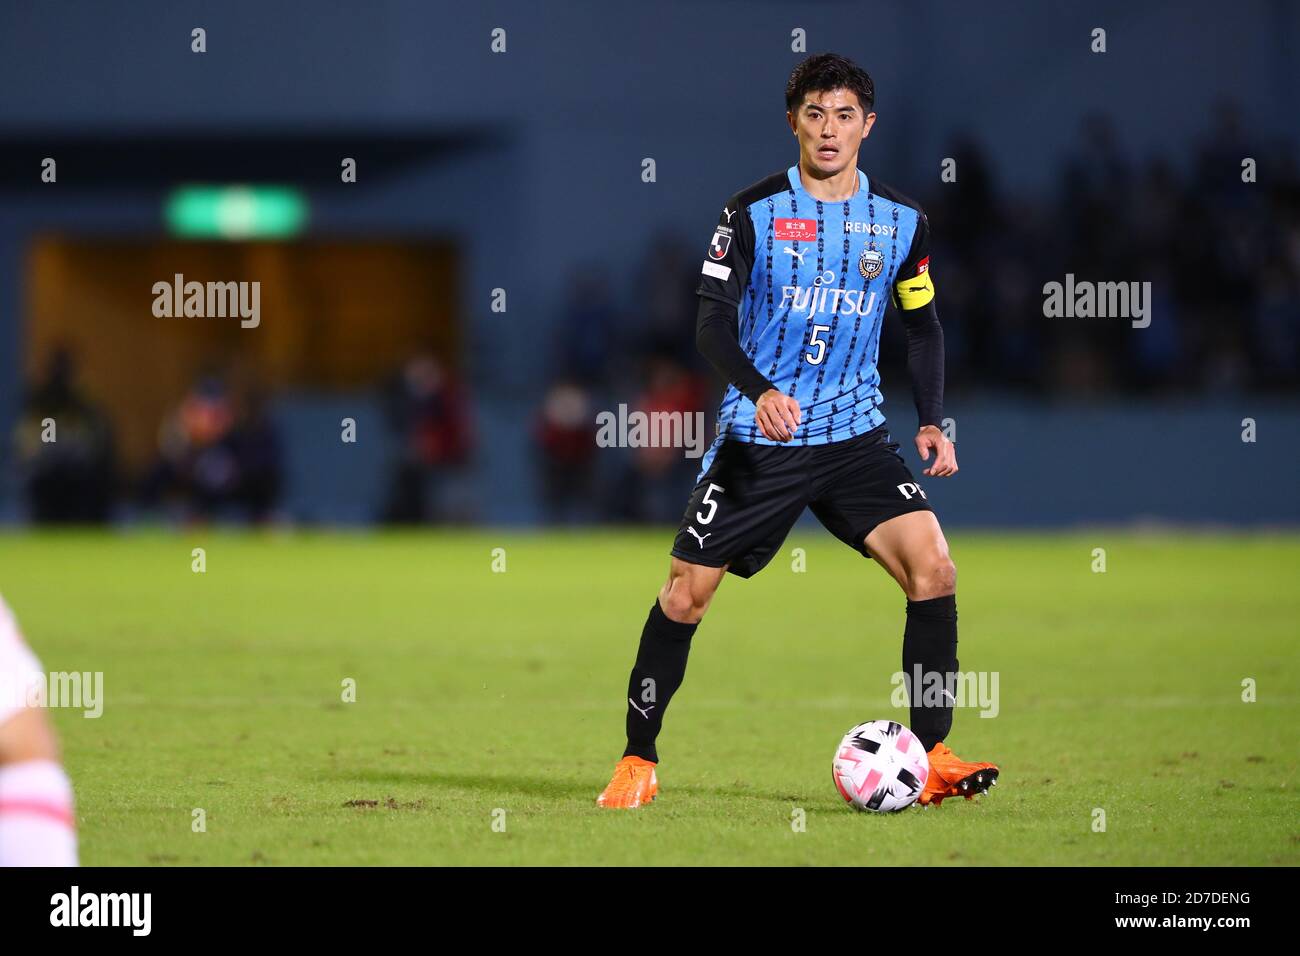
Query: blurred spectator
[
  {"left": 13, "top": 348, "right": 115, "bottom": 523},
  {"left": 380, "top": 354, "right": 472, "bottom": 523},
  {"left": 145, "top": 372, "right": 284, "bottom": 523},
  {"left": 535, "top": 380, "right": 597, "bottom": 524},
  {"left": 621, "top": 353, "right": 710, "bottom": 523},
  {"left": 229, "top": 386, "right": 284, "bottom": 520}
]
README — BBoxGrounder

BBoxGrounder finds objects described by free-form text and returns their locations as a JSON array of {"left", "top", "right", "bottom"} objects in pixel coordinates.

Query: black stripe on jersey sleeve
[
  {"left": 869, "top": 179, "right": 931, "bottom": 282},
  {"left": 871, "top": 180, "right": 942, "bottom": 425},
  {"left": 695, "top": 170, "right": 793, "bottom": 305}
]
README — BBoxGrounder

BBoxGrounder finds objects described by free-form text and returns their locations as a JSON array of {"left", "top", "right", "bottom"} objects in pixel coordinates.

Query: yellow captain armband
[{"left": 894, "top": 269, "right": 935, "bottom": 310}]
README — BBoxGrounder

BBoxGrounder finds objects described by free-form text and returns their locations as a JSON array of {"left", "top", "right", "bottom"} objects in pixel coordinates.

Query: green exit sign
[{"left": 165, "top": 185, "right": 308, "bottom": 239}]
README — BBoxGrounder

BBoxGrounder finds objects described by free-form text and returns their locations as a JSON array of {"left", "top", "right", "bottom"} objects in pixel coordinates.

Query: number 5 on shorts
[{"left": 696, "top": 483, "right": 725, "bottom": 524}]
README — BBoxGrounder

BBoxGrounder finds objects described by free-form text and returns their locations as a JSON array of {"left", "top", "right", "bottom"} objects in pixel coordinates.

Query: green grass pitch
[{"left": 1, "top": 529, "right": 1295, "bottom": 866}]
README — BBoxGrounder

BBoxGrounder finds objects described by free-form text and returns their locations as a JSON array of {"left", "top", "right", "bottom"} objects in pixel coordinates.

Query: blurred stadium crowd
[
  {"left": 13, "top": 113, "right": 1300, "bottom": 526},
  {"left": 13, "top": 350, "right": 474, "bottom": 526}
]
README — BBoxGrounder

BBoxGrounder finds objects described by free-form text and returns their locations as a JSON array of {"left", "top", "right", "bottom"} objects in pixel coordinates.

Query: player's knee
[
  {"left": 659, "top": 573, "right": 716, "bottom": 624},
  {"left": 907, "top": 554, "right": 956, "bottom": 601},
  {"left": 658, "top": 586, "right": 708, "bottom": 624},
  {"left": 0, "top": 707, "right": 61, "bottom": 765}
]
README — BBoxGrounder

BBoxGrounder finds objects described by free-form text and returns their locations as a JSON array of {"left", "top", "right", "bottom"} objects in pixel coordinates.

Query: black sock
[
  {"left": 623, "top": 600, "right": 697, "bottom": 763},
  {"left": 902, "top": 594, "right": 958, "bottom": 752}
]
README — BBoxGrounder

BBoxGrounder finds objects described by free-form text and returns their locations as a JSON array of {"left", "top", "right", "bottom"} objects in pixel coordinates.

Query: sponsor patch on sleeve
[{"left": 701, "top": 261, "right": 732, "bottom": 281}]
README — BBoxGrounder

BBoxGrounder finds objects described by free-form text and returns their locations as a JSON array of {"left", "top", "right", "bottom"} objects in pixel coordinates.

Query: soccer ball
[{"left": 832, "top": 720, "right": 930, "bottom": 812}]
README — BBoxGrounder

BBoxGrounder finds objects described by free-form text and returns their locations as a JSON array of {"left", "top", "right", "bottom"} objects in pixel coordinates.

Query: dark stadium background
[{"left": 1, "top": 0, "right": 1297, "bottom": 529}]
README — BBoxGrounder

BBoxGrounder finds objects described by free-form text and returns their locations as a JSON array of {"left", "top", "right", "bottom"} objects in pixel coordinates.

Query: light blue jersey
[{"left": 696, "top": 164, "right": 935, "bottom": 446}]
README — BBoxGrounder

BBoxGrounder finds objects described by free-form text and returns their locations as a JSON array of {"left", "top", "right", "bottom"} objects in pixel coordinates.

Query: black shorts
[{"left": 670, "top": 425, "right": 933, "bottom": 578}]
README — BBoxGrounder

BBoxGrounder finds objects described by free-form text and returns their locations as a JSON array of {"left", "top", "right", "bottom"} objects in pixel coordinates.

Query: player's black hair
[{"left": 785, "top": 53, "right": 875, "bottom": 115}]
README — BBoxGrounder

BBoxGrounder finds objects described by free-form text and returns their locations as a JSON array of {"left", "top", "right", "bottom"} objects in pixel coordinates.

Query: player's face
[{"left": 787, "top": 88, "right": 875, "bottom": 176}]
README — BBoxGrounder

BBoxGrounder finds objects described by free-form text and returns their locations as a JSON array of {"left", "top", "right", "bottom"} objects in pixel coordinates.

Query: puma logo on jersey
[
  {"left": 686, "top": 527, "right": 711, "bottom": 548},
  {"left": 628, "top": 697, "right": 655, "bottom": 719},
  {"left": 783, "top": 246, "right": 806, "bottom": 263}
]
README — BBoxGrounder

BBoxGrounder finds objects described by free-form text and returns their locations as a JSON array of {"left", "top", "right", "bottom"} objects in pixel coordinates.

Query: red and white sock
[{"left": 0, "top": 759, "right": 78, "bottom": 866}]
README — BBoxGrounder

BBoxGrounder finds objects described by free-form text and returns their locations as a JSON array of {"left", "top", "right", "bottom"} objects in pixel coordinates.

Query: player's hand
[
  {"left": 755, "top": 389, "right": 801, "bottom": 442},
  {"left": 915, "top": 424, "right": 957, "bottom": 477}
]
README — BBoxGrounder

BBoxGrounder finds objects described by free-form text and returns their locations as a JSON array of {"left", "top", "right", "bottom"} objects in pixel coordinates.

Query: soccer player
[
  {"left": 598, "top": 53, "right": 999, "bottom": 809},
  {"left": 0, "top": 595, "right": 78, "bottom": 865}
]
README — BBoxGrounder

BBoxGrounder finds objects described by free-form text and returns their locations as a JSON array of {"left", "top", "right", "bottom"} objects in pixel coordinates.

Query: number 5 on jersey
[
  {"left": 696, "top": 483, "right": 725, "bottom": 524},
  {"left": 806, "top": 325, "right": 831, "bottom": 365}
]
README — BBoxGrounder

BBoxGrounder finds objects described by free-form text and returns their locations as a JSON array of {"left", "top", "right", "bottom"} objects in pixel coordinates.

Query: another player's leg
[
  {"left": 865, "top": 511, "right": 999, "bottom": 805},
  {"left": 597, "top": 558, "right": 725, "bottom": 809},
  {"left": 0, "top": 707, "right": 77, "bottom": 866},
  {"left": 0, "top": 602, "right": 78, "bottom": 866}
]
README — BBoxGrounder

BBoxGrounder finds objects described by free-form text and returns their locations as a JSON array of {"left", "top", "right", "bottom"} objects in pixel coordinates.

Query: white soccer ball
[{"left": 832, "top": 720, "right": 930, "bottom": 812}]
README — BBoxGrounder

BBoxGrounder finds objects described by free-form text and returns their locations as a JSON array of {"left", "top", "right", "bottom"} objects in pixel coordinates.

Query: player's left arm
[{"left": 891, "top": 208, "right": 956, "bottom": 478}]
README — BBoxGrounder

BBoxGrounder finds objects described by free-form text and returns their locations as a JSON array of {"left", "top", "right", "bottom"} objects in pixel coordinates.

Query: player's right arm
[{"left": 695, "top": 198, "right": 801, "bottom": 442}]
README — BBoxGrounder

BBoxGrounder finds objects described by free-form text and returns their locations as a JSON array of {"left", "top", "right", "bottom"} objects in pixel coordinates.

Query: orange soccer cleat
[
  {"left": 596, "top": 755, "right": 659, "bottom": 809},
  {"left": 918, "top": 742, "right": 999, "bottom": 806}
]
